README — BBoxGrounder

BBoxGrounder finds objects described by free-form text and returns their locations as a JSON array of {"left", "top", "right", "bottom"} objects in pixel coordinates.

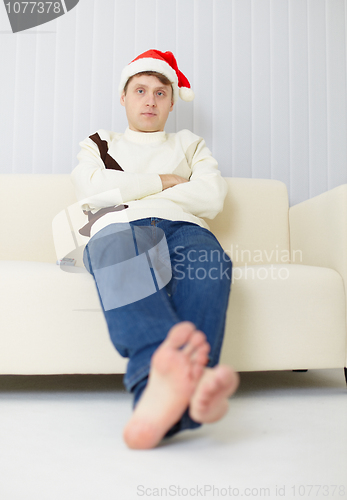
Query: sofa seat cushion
[
  {"left": 221, "top": 264, "right": 346, "bottom": 371},
  {"left": 1, "top": 261, "right": 345, "bottom": 375},
  {"left": 0, "top": 261, "right": 127, "bottom": 374}
]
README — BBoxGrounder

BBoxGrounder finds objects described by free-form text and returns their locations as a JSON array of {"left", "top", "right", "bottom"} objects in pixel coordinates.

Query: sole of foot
[{"left": 123, "top": 321, "right": 210, "bottom": 449}]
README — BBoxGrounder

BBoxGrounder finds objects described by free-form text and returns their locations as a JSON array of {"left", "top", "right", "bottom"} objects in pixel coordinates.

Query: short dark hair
[{"left": 123, "top": 71, "right": 173, "bottom": 97}]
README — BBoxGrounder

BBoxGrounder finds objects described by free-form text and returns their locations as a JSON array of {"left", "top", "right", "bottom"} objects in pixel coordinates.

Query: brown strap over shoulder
[
  {"left": 89, "top": 132, "right": 124, "bottom": 171},
  {"left": 78, "top": 132, "right": 128, "bottom": 237}
]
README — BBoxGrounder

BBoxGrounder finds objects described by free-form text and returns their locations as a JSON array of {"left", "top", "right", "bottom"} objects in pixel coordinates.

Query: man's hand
[{"left": 159, "top": 174, "right": 189, "bottom": 190}]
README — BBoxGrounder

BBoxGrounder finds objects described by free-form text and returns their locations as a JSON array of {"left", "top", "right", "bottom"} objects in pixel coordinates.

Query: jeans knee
[
  {"left": 208, "top": 251, "right": 232, "bottom": 283},
  {"left": 172, "top": 246, "right": 232, "bottom": 285}
]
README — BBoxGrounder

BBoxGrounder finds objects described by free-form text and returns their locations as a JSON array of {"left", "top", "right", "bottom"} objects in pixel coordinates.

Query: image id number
[
  {"left": 5, "top": 2, "right": 62, "bottom": 14},
  {"left": 291, "top": 485, "right": 346, "bottom": 497}
]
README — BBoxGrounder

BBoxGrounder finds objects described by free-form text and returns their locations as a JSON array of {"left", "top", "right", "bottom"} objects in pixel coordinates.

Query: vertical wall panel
[
  {"left": 13, "top": 35, "right": 38, "bottom": 173},
  {"left": 270, "top": 0, "right": 290, "bottom": 188},
  {"left": 289, "top": 0, "right": 310, "bottom": 205},
  {"left": 213, "top": 0, "right": 233, "bottom": 176},
  {"left": 0, "top": 34, "right": 17, "bottom": 173},
  {"left": 175, "top": 0, "right": 195, "bottom": 133},
  {"left": 72, "top": 0, "right": 95, "bottom": 160},
  {"left": 193, "top": 0, "right": 214, "bottom": 149},
  {"left": 33, "top": 35, "right": 57, "bottom": 173},
  {"left": 1, "top": 0, "right": 347, "bottom": 204},
  {"left": 156, "top": 0, "right": 176, "bottom": 51},
  {"left": 231, "top": 0, "right": 252, "bottom": 178},
  {"left": 326, "top": 0, "right": 347, "bottom": 189},
  {"left": 134, "top": 0, "right": 157, "bottom": 54},
  {"left": 112, "top": 0, "right": 136, "bottom": 133},
  {"left": 307, "top": 0, "right": 328, "bottom": 198},
  {"left": 89, "top": 0, "right": 116, "bottom": 132},
  {"left": 156, "top": 0, "right": 177, "bottom": 134},
  {"left": 252, "top": 0, "right": 271, "bottom": 179},
  {"left": 52, "top": 11, "right": 77, "bottom": 173}
]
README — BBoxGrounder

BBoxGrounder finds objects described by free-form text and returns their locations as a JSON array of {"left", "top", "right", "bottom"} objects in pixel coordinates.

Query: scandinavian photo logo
[{"left": 3, "top": 0, "right": 79, "bottom": 33}]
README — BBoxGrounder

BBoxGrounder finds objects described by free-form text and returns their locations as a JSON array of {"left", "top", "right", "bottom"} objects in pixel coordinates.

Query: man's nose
[{"left": 146, "top": 94, "right": 156, "bottom": 106}]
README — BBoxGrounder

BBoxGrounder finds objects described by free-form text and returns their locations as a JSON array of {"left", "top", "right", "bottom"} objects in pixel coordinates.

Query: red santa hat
[{"left": 119, "top": 49, "right": 194, "bottom": 103}]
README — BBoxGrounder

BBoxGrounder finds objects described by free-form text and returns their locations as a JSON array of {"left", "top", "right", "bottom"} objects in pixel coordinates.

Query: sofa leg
[
  {"left": 344, "top": 368, "right": 347, "bottom": 385},
  {"left": 292, "top": 369, "right": 308, "bottom": 372}
]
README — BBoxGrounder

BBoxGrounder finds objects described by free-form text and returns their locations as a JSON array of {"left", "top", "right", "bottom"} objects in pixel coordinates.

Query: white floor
[{"left": 0, "top": 369, "right": 346, "bottom": 500}]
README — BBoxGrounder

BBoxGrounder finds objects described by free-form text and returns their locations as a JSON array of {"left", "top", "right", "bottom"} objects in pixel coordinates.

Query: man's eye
[
  {"left": 157, "top": 91, "right": 164, "bottom": 96},
  {"left": 137, "top": 89, "right": 144, "bottom": 94}
]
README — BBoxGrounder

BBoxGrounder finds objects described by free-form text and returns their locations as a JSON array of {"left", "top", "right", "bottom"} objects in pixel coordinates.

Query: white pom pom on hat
[{"left": 119, "top": 49, "right": 194, "bottom": 103}]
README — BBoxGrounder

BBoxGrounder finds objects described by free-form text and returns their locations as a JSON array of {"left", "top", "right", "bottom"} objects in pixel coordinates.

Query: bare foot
[
  {"left": 123, "top": 322, "right": 210, "bottom": 449},
  {"left": 189, "top": 365, "right": 239, "bottom": 424}
]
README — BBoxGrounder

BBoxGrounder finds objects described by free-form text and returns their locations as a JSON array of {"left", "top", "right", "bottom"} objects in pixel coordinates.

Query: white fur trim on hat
[{"left": 119, "top": 57, "right": 180, "bottom": 102}]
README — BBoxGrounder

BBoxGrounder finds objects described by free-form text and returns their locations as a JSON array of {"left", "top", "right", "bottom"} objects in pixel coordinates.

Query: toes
[
  {"left": 201, "top": 367, "right": 236, "bottom": 397},
  {"left": 214, "top": 366, "right": 240, "bottom": 396},
  {"left": 167, "top": 323, "right": 209, "bottom": 364},
  {"left": 189, "top": 366, "right": 238, "bottom": 424},
  {"left": 165, "top": 321, "right": 197, "bottom": 349},
  {"left": 191, "top": 342, "right": 210, "bottom": 366},
  {"left": 181, "top": 330, "right": 208, "bottom": 357},
  {"left": 191, "top": 362, "right": 205, "bottom": 382}
]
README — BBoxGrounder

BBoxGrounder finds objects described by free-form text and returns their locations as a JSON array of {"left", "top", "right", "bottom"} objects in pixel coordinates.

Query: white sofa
[{"left": 1, "top": 174, "right": 346, "bottom": 383}]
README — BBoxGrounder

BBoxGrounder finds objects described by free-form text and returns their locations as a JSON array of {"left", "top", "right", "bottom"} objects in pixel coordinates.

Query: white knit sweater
[{"left": 71, "top": 127, "right": 227, "bottom": 237}]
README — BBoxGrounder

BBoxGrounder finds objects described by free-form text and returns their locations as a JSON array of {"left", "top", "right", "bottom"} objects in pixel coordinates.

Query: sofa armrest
[
  {"left": 290, "top": 185, "right": 347, "bottom": 369},
  {"left": 289, "top": 184, "right": 347, "bottom": 282}
]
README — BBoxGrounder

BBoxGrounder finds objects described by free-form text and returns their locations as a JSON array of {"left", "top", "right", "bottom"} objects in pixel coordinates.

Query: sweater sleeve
[
  {"left": 71, "top": 133, "right": 163, "bottom": 210},
  {"left": 149, "top": 134, "right": 227, "bottom": 220}
]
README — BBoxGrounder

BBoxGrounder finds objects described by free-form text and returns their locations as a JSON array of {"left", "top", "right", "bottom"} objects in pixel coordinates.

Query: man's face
[{"left": 120, "top": 74, "right": 174, "bottom": 133}]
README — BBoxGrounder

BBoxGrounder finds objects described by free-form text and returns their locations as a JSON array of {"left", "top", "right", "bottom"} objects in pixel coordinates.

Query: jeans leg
[
  {"left": 84, "top": 218, "right": 232, "bottom": 438},
  {"left": 161, "top": 220, "right": 232, "bottom": 367},
  {"left": 83, "top": 220, "right": 180, "bottom": 392},
  {"left": 157, "top": 220, "right": 232, "bottom": 436}
]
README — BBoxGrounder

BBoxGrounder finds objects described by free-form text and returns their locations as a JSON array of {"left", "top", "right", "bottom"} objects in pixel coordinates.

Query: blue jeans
[{"left": 83, "top": 218, "right": 232, "bottom": 437}]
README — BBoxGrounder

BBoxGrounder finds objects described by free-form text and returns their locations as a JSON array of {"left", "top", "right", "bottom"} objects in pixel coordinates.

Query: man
[{"left": 71, "top": 50, "right": 239, "bottom": 449}]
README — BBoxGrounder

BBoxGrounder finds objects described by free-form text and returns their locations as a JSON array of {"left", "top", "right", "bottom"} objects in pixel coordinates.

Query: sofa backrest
[
  {"left": 0, "top": 175, "right": 76, "bottom": 263},
  {"left": 0, "top": 175, "right": 290, "bottom": 265},
  {"left": 207, "top": 178, "right": 290, "bottom": 266}
]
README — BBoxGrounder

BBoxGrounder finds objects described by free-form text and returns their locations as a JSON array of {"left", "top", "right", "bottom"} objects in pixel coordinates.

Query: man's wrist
[{"left": 159, "top": 174, "right": 170, "bottom": 190}]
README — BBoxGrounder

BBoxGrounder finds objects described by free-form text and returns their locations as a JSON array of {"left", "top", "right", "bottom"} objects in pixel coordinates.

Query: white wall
[{"left": 0, "top": 0, "right": 346, "bottom": 205}]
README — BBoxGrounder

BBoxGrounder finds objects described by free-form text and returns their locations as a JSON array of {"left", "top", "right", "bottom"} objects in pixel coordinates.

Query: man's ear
[
  {"left": 120, "top": 92, "right": 125, "bottom": 107},
  {"left": 169, "top": 100, "right": 174, "bottom": 112}
]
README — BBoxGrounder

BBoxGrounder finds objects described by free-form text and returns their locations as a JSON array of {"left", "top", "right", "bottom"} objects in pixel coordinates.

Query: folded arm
[
  {"left": 71, "top": 136, "right": 163, "bottom": 209},
  {"left": 149, "top": 139, "right": 227, "bottom": 220},
  {"left": 71, "top": 132, "right": 227, "bottom": 221}
]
